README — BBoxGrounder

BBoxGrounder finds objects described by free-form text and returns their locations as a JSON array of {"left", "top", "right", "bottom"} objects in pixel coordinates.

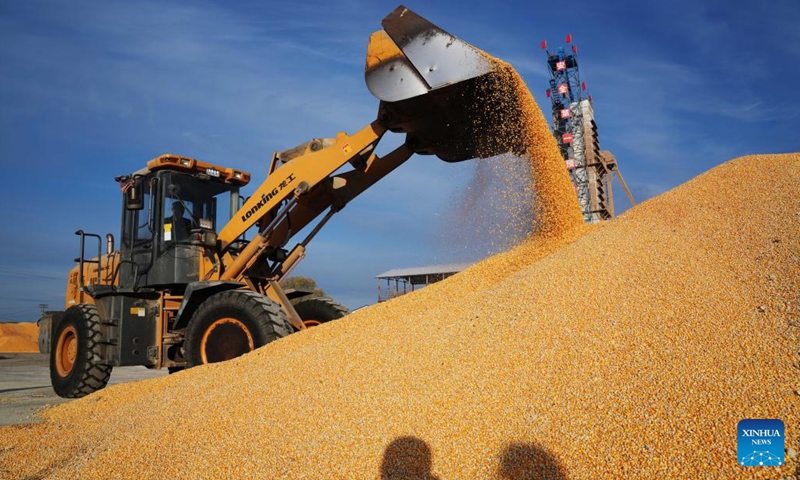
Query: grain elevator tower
[{"left": 542, "top": 35, "right": 634, "bottom": 222}]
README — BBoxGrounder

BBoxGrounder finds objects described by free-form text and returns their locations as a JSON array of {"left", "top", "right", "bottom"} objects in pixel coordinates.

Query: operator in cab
[{"left": 168, "top": 202, "right": 193, "bottom": 241}]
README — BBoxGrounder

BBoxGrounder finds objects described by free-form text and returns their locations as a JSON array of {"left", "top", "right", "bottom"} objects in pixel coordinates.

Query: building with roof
[{"left": 375, "top": 263, "right": 473, "bottom": 302}]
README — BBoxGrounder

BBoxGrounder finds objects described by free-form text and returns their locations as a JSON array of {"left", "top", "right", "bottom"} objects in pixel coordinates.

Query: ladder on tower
[{"left": 542, "top": 36, "right": 636, "bottom": 222}]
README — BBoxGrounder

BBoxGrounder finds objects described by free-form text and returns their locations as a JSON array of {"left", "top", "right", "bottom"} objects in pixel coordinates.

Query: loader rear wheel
[
  {"left": 50, "top": 304, "right": 112, "bottom": 398},
  {"left": 185, "top": 290, "right": 292, "bottom": 368},
  {"left": 293, "top": 296, "right": 350, "bottom": 330}
]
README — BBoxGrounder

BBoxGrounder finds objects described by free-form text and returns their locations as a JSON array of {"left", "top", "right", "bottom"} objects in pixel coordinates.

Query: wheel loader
[{"left": 39, "top": 6, "right": 529, "bottom": 398}]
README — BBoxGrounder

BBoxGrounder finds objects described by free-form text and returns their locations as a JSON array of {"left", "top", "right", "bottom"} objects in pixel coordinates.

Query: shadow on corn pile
[
  {"left": 498, "top": 442, "right": 567, "bottom": 480},
  {"left": 381, "top": 437, "right": 440, "bottom": 480},
  {"left": 380, "top": 436, "right": 566, "bottom": 480}
]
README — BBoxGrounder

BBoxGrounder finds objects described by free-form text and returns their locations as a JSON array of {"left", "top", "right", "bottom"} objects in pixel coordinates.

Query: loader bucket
[{"left": 366, "top": 6, "right": 526, "bottom": 162}]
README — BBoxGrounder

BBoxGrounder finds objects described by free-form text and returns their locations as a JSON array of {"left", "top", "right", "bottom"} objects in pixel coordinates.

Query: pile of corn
[
  {"left": 2, "top": 155, "right": 798, "bottom": 478},
  {"left": 0, "top": 322, "right": 39, "bottom": 353},
  {"left": 1, "top": 55, "right": 798, "bottom": 477}
]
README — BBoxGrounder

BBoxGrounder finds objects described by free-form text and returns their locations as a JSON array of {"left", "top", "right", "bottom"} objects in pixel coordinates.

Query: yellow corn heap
[
  {"left": 0, "top": 322, "right": 39, "bottom": 353},
  {"left": 1, "top": 58, "right": 798, "bottom": 478}
]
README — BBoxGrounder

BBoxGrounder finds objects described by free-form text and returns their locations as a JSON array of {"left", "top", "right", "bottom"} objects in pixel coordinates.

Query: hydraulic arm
[
  {"left": 217, "top": 120, "right": 415, "bottom": 292},
  {"left": 214, "top": 5, "right": 525, "bottom": 297}
]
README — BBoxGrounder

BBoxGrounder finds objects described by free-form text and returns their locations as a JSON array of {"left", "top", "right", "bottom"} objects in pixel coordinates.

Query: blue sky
[{"left": 1, "top": 0, "right": 798, "bottom": 318}]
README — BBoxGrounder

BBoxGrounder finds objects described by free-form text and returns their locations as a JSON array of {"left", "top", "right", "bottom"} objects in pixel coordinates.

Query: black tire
[
  {"left": 184, "top": 290, "right": 292, "bottom": 368},
  {"left": 50, "top": 304, "right": 112, "bottom": 398},
  {"left": 293, "top": 296, "right": 349, "bottom": 329}
]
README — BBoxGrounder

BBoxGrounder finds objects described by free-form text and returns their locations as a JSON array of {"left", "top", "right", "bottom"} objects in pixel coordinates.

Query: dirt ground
[{"left": 0, "top": 353, "right": 167, "bottom": 426}]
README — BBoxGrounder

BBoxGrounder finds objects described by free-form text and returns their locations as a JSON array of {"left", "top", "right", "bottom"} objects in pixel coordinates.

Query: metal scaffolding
[{"left": 543, "top": 37, "right": 635, "bottom": 222}]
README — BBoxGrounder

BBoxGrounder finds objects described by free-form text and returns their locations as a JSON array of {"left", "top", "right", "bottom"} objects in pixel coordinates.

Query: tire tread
[
  {"left": 184, "top": 290, "right": 292, "bottom": 367},
  {"left": 52, "top": 304, "right": 112, "bottom": 398},
  {"left": 293, "top": 296, "right": 350, "bottom": 324}
]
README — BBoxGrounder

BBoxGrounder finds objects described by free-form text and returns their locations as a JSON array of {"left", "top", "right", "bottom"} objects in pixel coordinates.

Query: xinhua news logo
[{"left": 738, "top": 419, "right": 784, "bottom": 466}]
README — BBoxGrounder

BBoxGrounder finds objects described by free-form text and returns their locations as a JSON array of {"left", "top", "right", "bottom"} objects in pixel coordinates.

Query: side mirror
[{"left": 125, "top": 180, "right": 144, "bottom": 210}]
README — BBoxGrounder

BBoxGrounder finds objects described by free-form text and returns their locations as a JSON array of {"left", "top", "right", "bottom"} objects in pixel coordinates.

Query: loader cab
[{"left": 118, "top": 155, "right": 250, "bottom": 291}]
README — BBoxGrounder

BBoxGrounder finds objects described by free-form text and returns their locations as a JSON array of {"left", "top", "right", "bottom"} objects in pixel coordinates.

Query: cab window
[{"left": 160, "top": 172, "right": 234, "bottom": 244}]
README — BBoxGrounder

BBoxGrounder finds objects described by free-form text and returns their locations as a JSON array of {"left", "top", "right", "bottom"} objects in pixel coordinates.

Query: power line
[
  {"left": 0, "top": 307, "right": 40, "bottom": 318},
  {"left": 0, "top": 267, "right": 63, "bottom": 281},
  {"left": 0, "top": 295, "right": 58, "bottom": 302}
]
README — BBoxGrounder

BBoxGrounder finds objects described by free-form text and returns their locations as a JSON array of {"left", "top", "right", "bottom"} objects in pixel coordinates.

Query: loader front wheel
[
  {"left": 293, "top": 296, "right": 350, "bottom": 330},
  {"left": 50, "top": 304, "right": 112, "bottom": 398},
  {"left": 185, "top": 290, "right": 292, "bottom": 367}
]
